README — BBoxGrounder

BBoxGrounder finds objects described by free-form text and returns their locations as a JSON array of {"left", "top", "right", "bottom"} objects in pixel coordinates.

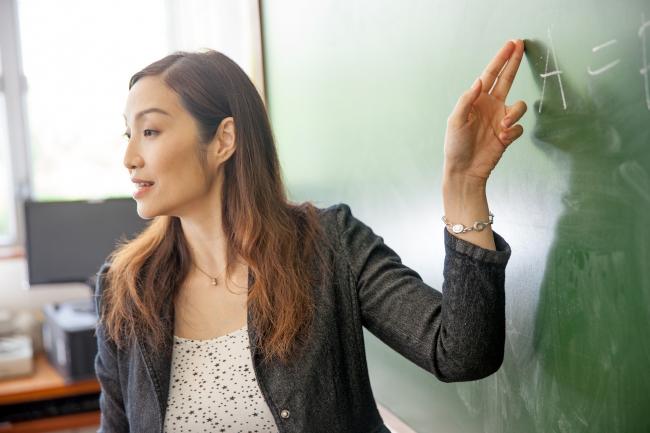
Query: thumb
[{"left": 450, "top": 78, "right": 482, "bottom": 125}]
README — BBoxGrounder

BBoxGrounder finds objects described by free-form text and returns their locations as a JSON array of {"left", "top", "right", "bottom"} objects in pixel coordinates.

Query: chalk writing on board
[
  {"left": 640, "top": 13, "right": 650, "bottom": 110},
  {"left": 593, "top": 39, "right": 617, "bottom": 51},
  {"left": 539, "top": 13, "right": 650, "bottom": 112},
  {"left": 538, "top": 26, "right": 567, "bottom": 114},
  {"left": 587, "top": 39, "right": 620, "bottom": 76}
]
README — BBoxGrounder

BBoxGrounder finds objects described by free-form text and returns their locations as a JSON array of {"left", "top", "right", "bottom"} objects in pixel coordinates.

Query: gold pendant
[{"left": 211, "top": 278, "right": 218, "bottom": 286}]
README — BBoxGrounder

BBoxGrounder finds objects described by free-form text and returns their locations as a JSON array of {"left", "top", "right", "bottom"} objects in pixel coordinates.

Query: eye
[
  {"left": 122, "top": 131, "right": 130, "bottom": 139},
  {"left": 143, "top": 129, "right": 157, "bottom": 137}
]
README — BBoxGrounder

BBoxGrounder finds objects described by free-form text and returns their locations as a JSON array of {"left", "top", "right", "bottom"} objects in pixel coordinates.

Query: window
[{"left": 1, "top": 0, "right": 263, "bottom": 246}]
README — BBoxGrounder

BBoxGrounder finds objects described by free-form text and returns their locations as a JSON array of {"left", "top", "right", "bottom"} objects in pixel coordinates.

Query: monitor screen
[{"left": 24, "top": 197, "right": 151, "bottom": 286}]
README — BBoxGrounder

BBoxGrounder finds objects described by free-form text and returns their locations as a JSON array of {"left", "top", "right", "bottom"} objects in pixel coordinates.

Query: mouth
[{"left": 133, "top": 182, "right": 155, "bottom": 198}]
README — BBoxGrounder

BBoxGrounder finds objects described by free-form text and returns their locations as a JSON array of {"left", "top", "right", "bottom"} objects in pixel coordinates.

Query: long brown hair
[{"left": 100, "top": 50, "right": 333, "bottom": 364}]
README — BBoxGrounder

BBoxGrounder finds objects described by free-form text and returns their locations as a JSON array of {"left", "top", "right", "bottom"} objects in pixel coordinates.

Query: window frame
[{"left": 0, "top": 0, "right": 32, "bottom": 252}]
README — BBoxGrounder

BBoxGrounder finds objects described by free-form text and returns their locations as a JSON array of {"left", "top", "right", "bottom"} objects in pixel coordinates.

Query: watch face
[{"left": 452, "top": 224, "right": 464, "bottom": 233}]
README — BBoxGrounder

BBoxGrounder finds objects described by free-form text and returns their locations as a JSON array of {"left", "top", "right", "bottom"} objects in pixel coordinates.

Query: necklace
[
  {"left": 193, "top": 262, "right": 223, "bottom": 286},
  {"left": 192, "top": 261, "right": 249, "bottom": 295}
]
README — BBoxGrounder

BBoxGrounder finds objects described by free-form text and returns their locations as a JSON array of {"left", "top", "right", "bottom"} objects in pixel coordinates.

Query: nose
[{"left": 123, "top": 138, "right": 144, "bottom": 171}]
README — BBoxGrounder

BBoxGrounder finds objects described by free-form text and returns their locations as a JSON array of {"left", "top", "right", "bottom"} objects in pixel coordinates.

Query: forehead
[{"left": 123, "top": 76, "right": 181, "bottom": 122}]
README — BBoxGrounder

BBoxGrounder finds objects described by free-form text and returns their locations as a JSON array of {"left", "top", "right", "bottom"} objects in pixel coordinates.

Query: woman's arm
[
  {"left": 339, "top": 40, "right": 526, "bottom": 382},
  {"left": 442, "top": 39, "right": 526, "bottom": 250},
  {"left": 337, "top": 202, "right": 511, "bottom": 382}
]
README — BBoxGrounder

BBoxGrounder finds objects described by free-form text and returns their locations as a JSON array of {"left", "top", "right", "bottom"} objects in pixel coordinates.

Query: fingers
[
  {"left": 499, "top": 124, "right": 524, "bottom": 145},
  {"left": 491, "top": 39, "right": 525, "bottom": 101},
  {"left": 449, "top": 77, "right": 483, "bottom": 126},
  {"left": 499, "top": 100, "right": 527, "bottom": 146},
  {"left": 501, "top": 100, "right": 527, "bottom": 128},
  {"left": 480, "top": 41, "right": 516, "bottom": 96}
]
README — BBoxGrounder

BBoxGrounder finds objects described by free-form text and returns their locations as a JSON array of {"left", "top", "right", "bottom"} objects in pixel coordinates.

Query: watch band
[{"left": 441, "top": 212, "right": 494, "bottom": 234}]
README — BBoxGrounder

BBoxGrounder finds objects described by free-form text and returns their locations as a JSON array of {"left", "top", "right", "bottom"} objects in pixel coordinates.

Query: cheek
[
  {"left": 148, "top": 140, "right": 184, "bottom": 178},
  {"left": 148, "top": 134, "right": 208, "bottom": 187},
  {"left": 160, "top": 150, "right": 208, "bottom": 191}
]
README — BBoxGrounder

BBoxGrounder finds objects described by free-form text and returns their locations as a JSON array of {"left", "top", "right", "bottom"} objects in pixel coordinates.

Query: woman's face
[{"left": 122, "top": 76, "right": 216, "bottom": 219}]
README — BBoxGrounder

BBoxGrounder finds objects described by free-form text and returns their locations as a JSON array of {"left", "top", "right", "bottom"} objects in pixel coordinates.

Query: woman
[{"left": 94, "top": 39, "right": 526, "bottom": 432}]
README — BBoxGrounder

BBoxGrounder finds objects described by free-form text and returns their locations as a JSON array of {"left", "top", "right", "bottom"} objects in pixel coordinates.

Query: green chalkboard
[{"left": 261, "top": 1, "right": 650, "bottom": 432}]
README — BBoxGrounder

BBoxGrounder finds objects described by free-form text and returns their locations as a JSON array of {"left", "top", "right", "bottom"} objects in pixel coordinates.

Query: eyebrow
[{"left": 123, "top": 107, "right": 171, "bottom": 123}]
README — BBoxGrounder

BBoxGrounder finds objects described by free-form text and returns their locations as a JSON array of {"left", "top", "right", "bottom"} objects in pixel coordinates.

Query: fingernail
[{"left": 471, "top": 77, "right": 481, "bottom": 90}]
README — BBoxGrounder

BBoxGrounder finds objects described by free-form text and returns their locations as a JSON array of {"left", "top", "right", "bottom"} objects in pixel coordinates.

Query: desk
[{"left": 0, "top": 352, "right": 100, "bottom": 432}]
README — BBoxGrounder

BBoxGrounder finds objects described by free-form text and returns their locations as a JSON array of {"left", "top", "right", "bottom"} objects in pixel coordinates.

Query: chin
[{"left": 135, "top": 203, "right": 159, "bottom": 220}]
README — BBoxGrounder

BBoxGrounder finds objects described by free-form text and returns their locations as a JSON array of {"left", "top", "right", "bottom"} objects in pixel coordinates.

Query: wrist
[
  {"left": 442, "top": 171, "right": 490, "bottom": 224},
  {"left": 442, "top": 162, "right": 487, "bottom": 186},
  {"left": 442, "top": 172, "right": 487, "bottom": 196},
  {"left": 441, "top": 178, "right": 495, "bottom": 249}
]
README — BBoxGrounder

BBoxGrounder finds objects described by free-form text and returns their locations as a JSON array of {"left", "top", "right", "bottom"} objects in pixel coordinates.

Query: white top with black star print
[{"left": 163, "top": 325, "right": 280, "bottom": 433}]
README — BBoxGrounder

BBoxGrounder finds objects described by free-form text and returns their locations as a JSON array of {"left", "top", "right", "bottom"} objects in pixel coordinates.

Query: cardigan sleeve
[
  {"left": 93, "top": 261, "right": 130, "bottom": 432},
  {"left": 335, "top": 203, "right": 511, "bottom": 382}
]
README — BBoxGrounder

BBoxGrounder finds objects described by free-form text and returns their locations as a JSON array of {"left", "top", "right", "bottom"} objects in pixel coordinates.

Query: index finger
[
  {"left": 491, "top": 39, "right": 525, "bottom": 101},
  {"left": 480, "top": 40, "right": 516, "bottom": 95}
]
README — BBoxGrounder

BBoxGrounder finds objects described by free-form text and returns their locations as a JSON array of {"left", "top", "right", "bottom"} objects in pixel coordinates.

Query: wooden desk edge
[
  {"left": 0, "top": 353, "right": 100, "bottom": 405},
  {"left": 0, "top": 410, "right": 100, "bottom": 433}
]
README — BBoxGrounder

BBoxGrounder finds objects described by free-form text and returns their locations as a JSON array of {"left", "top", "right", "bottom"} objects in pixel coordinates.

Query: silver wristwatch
[{"left": 441, "top": 212, "right": 494, "bottom": 234}]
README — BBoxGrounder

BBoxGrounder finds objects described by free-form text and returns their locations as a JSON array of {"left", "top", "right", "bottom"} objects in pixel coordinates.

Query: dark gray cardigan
[{"left": 93, "top": 202, "right": 511, "bottom": 432}]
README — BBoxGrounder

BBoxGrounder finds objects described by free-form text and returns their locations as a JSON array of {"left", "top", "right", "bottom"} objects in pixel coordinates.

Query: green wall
[{"left": 261, "top": 1, "right": 650, "bottom": 432}]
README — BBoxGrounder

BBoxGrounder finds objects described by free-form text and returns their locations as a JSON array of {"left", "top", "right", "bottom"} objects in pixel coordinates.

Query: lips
[
  {"left": 133, "top": 181, "right": 155, "bottom": 199},
  {"left": 131, "top": 178, "right": 155, "bottom": 186}
]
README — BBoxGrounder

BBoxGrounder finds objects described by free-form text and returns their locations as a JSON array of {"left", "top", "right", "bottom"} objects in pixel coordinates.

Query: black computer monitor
[{"left": 24, "top": 197, "right": 150, "bottom": 286}]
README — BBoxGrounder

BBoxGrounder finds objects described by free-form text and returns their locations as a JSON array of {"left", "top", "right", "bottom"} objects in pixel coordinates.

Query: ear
[{"left": 211, "top": 117, "right": 236, "bottom": 163}]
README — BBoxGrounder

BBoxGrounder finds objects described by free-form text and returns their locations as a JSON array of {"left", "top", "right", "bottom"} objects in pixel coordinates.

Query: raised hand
[{"left": 443, "top": 39, "right": 527, "bottom": 184}]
